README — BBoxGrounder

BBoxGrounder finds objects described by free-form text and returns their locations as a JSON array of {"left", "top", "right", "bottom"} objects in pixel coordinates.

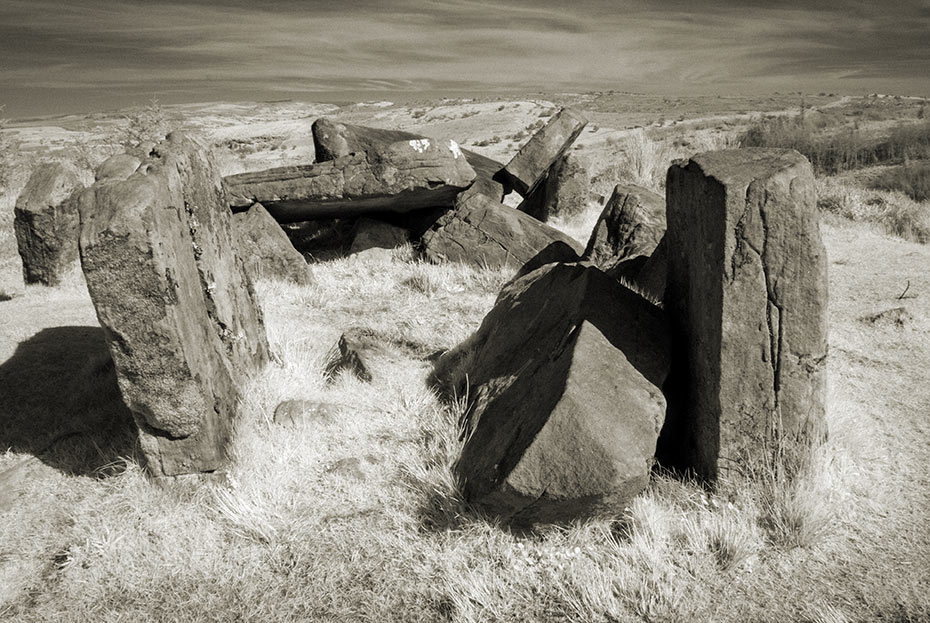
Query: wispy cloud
[{"left": 1, "top": 0, "right": 928, "bottom": 116}]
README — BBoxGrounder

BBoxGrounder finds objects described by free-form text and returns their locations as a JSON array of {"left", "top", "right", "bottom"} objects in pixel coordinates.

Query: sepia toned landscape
[{"left": 0, "top": 89, "right": 928, "bottom": 622}]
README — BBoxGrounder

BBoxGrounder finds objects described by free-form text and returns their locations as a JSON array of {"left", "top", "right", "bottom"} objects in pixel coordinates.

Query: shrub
[
  {"left": 119, "top": 97, "right": 170, "bottom": 149},
  {"left": 869, "top": 162, "right": 930, "bottom": 202}
]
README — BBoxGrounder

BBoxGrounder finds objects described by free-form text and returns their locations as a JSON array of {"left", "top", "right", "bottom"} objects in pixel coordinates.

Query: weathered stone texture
[
  {"left": 518, "top": 152, "right": 590, "bottom": 222},
  {"left": 420, "top": 191, "right": 583, "bottom": 269},
  {"left": 78, "top": 132, "right": 269, "bottom": 477},
  {"left": 312, "top": 117, "right": 505, "bottom": 201},
  {"left": 13, "top": 163, "right": 86, "bottom": 285},
  {"left": 584, "top": 183, "right": 666, "bottom": 268},
  {"left": 446, "top": 263, "right": 669, "bottom": 524},
  {"left": 660, "top": 149, "right": 828, "bottom": 481},
  {"left": 225, "top": 138, "right": 475, "bottom": 221},
  {"left": 494, "top": 108, "right": 588, "bottom": 197},
  {"left": 348, "top": 218, "right": 409, "bottom": 261},
  {"left": 231, "top": 202, "right": 313, "bottom": 285}
]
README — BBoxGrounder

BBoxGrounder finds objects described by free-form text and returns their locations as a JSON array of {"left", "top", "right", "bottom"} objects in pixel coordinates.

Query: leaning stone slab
[
  {"left": 444, "top": 263, "right": 669, "bottom": 524},
  {"left": 225, "top": 138, "right": 475, "bottom": 221},
  {"left": 231, "top": 202, "right": 313, "bottom": 286},
  {"left": 420, "top": 191, "right": 583, "bottom": 269},
  {"left": 312, "top": 118, "right": 505, "bottom": 201},
  {"left": 584, "top": 183, "right": 665, "bottom": 268},
  {"left": 78, "top": 132, "right": 270, "bottom": 477},
  {"left": 517, "top": 152, "right": 590, "bottom": 222},
  {"left": 494, "top": 108, "right": 588, "bottom": 197},
  {"left": 13, "top": 162, "right": 86, "bottom": 285},
  {"left": 660, "top": 149, "right": 828, "bottom": 481}
]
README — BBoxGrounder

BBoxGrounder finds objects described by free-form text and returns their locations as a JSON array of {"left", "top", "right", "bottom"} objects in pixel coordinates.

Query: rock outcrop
[
  {"left": 659, "top": 149, "right": 828, "bottom": 481},
  {"left": 494, "top": 108, "right": 588, "bottom": 197},
  {"left": 348, "top": 218, "right": 409, "bottom": 261},
  {"left": 78, "top": 132, "right": 270, "bottom": 477},
  {"left": 312, "top": 118, "right": 505, "bottom": 201},
  {"left": 13, "top": 163, "right": 86, "bottom": 285},
  {"left": 584, "top": 184, "right": 666, "bottom": 268},
  {"left": 420, "top": 191, "right": 583, "bottom": 269},
  {"left": 0, "top": 222, "right": 24, "bottom": 301},
  {"left": 225, "top": 139, "right": 476, "bottom": 221},
  {"left": 231, "top": 202, "right": 313, "bottom": 285},
  {"left": 444, "top": 263, "right": 669, "bottom": 524}
]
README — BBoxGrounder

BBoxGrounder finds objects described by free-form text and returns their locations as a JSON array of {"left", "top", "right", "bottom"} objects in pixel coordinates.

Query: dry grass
[{"left": 817, "top": 176, "right": 930, "bottom": 243}]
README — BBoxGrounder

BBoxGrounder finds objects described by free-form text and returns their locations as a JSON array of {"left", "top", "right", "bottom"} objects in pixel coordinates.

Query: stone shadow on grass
[{"left": 0, "top": 326, "right": 137, "bottom": 477}]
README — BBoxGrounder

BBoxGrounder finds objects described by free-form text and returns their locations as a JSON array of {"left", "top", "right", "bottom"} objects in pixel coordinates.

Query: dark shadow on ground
[{"left": 0, "top": 326, "right": 138, "bottom": 477}]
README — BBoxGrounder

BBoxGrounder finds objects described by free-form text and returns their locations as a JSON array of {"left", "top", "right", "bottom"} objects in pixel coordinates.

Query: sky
[{"left": 1, "top": 0, "right": 928, "bottom": 118}]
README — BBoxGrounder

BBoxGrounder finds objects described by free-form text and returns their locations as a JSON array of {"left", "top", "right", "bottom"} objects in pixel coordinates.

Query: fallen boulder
[
  {"left": 78, "top": 132, "right": 270, "bottom": 477},
  {"left": 660, "top": 149, "right": 828, "bottom": 481},
  {"left": 494, "top": 108, "right": 588, "bottom": 197},
  {"left": 442, "top": 263, "right": 669, "bottom": 524},
  {"left": 13, "top": 163, "right": 86, "bottom": 285},
  {"left": 420, "top": 191, "right": 583, "bottom": 269},
  {"left": 231, "top": 202, "right": 313, "bottom": 286},
  {"left": 94, "top": 154, "right": 142, "bottom": 182},
  {"left": 583, "top": 184, "right": 666, "bottom": 268},
  {"left": 312, "top": 117, "right": 505, "bottom": 201},
  {"left": 225, "top": 138, "right": 475, "bottom": 221}
]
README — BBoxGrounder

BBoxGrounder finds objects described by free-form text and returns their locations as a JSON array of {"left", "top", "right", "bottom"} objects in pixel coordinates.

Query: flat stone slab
[{"left": 225, "top": 138, "right": 475, "bottom": 221}]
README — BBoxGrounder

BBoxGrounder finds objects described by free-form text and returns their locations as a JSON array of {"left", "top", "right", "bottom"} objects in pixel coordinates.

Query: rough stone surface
[
  {"left": 231, "top": 202, "right": 313, "bottom": 285},
  {"left": 13, "top": 163, "right": 86, "bottom": 285},
  {"left": 518, "top": 152, "right": 590, "bottom": 222},
  {"left": 605, "top": 234, "right": 668, "bottom": 304},
  {"left": 323, "top": 328, "right": 377, "bottom": 383},
  {"left": 225, "top": 138, "right": 476, "bottom": 221},
  {"left": 312, "top": 117, "right": 505, "bottom": 201},
  {"left": 78, "top": 132, "right": 270, "bottom": 477},
  {"left": 584, "top": 184, "right": 666, "bottom": 268},
  {"left": 420, "top": 191, "right": 583, "bottom": 269},
  {"left": 348, "top": 218, "right": 409, "bottom": 261},
  {"left": 273, "top": 400, "right": 339, "bottom": 426},
  {"left": 660, "top": 149, "right": 828, "bottom": 481},
  {"left": 95, "top": 154, "right": 141, "bottom": 182},
  {"left": 443, "top": 263, "right": 669, "bottom": 524},
  {"left": 0, "top": 219, "right": 24, "bottom": 301},
  {"left": 494, "top": 108, "right": 588, "bottom": 197},
  {"left": 510, "top": 241, "right": 582, "bottom": 283}
]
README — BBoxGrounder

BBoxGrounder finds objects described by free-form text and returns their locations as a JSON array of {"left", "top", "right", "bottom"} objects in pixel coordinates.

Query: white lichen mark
[
  {"left": 409, "top": 139, "right": 431, "bottom": 153},
  {"left": 448, "top": 139, "right": 463, "bottom": 159}
]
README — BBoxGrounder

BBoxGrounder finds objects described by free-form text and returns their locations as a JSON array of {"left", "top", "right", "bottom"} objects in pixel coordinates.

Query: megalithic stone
[
  {"left": 13, "top": 162, "right": 86, "bottom": 285},
  {"left": 225, "top": 138, "right": 476, "bottom": 221},
  {"left": 78, "top": 132, "right": 269, "bottom": 478},
  {"left": 494, "top": 108, "right": 588, "bottom": 197},
  {"left": 659, "top": 149, "right": 828, "bottom": 481}
]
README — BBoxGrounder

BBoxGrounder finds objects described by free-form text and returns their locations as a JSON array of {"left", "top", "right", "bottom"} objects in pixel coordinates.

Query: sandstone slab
[
  {"left": 518, "top": 152, "right": 590, "bottom": 222},
  {"left": 78, "top": 132, "right": 270, "bottom": 477},
  {"left": 13, "top": 163, "right": 86, "bottom": 285},
  {"left": 225, "top": 138, "right": 475, "bottom": 221},
  {"left": 231, "top": 202, "right": 313, "bottom": 285},
  {"left": 494, "top": 108, "right": 588, "bottom": 197},
  {"left": 660, "top": 149, "right": 828, "bottom": 481},
  {"left": 444, "top": 263, "right": 669, "bottom": 524},
  {"left": 420, "top": 191, "right": 583, "bottom": 270},
  {"left": 312, "top": 117, "right": 505, "bottom": 201},
  {"left": 348, "top": 218, "right": 409, "bottom": 261}
]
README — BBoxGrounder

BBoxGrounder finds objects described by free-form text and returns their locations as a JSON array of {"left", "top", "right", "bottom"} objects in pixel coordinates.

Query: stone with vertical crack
[
  {"left": 659, "top": 149, "right": 828, "bottom": 481},
  {"left": 443, "top": 263, "right": 669, "bottom": 524},
  {"left": 78, "top": 132, "right": 270, "bottom": 477}
]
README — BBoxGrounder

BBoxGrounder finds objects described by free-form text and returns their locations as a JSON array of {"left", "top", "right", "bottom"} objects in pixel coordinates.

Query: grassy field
[{"left": 1, "top": 94, "right": 929, "bottom": 622}]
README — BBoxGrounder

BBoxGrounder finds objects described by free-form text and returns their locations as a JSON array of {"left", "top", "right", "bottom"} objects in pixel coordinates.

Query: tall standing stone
[
  {"left": 78, "top": 132, "right": 270, "bottom": 477},
  {"left": 660, "top": 149, "right": 828, "bottom": 481},
  {"left": 13, "top": 163, "right": 86, "bottom": 285}
]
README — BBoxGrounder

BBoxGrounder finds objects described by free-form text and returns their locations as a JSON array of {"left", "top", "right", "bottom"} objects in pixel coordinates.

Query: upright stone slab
[
  {"left": 0, "top": 216, "right": 24, "bottom": 301},
  {"left": 660, "top": 149, "right": 828, "bottom": 481},
  {"left": 444, "top": 263, "right": 669, "bottom": 524},
  {"left": 583, "top": 184, "right": 666, "bottom": 268},
  {"left": 78, "top": 132, "right": 270, "bottom": 477},
  {"left": 13, "top": 163, "right": 86, "bottom": 285},
  {"left": 518, "top": 152, "right": 590, "bottom": 222},
  {"left": 231, "top": 202, "right": 313, "bottom": 286},
  {"left": 494, "top": 108, "right": 587, "bottom": 197}
]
